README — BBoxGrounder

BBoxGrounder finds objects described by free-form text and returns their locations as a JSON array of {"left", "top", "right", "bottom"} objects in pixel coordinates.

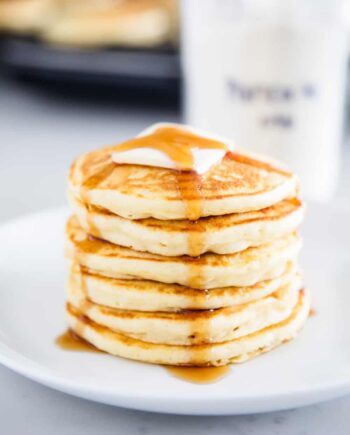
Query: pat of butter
[{"left": 111, "top": 123, "right": 234, "bottom": 174}]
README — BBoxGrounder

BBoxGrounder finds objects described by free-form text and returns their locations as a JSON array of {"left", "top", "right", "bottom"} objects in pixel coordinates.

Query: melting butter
[{"left": 111, "top": 123, "right": 233, "bottom": 174}]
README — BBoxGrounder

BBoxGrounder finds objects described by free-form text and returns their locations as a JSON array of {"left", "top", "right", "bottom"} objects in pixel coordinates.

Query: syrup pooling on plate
[
  {"left": 56, "top": 329, "right": 101, "bottom": 352},
  {"left": 309, "top": 308, "right": 317, "bottom": 317},
  {"left": 56, "top": 329, "right": 230, "bottom": 384},
  {"left": 166, "top": 366, "right": 231, "bottom": 384}
]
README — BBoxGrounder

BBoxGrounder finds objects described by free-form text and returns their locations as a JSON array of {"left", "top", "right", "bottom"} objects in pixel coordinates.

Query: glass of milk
[{"left": 181, "top": 0, "right": 348, "bottom": 201}]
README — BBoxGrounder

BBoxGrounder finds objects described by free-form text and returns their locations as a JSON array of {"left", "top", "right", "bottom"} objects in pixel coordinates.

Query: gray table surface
[{"left": 1, "top": 73, "right": 350, "bottom": 434}]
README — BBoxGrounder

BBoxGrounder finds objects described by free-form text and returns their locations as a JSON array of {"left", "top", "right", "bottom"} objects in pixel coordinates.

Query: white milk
[{"left": 181, "top": 0, "right": 348, "bottom": 200}]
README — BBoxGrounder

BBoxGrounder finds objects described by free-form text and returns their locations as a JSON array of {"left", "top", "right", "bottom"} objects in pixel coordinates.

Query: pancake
[
  {"left": 69, "top": 262, "right": 297, "bottom": 311},
  {"left": 66, "top": 289, "right": 309, "bottom": 366},
  {"left": 65, "top": 216, "right": 302, "bottom": 289},
  {"left": 67, "top": 274, "right": 302, "bottom": 345},
  {"left": 63, "top": 124, "right": 308, "bottom": 367},
  {"left": 68, "top": 148, "right": 299, "bottom": 221},
  {"left": 0, "top": 0, "right": 53, "bottom": 33},
  {"left": 42, "top": 0, "right": 176, "bottom": 47},
  {"left": 70, "top": 192, "right": 304, "bottom": 256}
]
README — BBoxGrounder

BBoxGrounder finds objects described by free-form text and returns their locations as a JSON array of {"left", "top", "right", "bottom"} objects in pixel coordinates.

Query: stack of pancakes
[{"left": 65, "top": 142, "right": 309, "bottom": 366}]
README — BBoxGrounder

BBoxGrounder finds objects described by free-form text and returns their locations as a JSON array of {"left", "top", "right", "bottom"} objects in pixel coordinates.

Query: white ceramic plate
[{"left": 0, "top": 203, "right": 349, "bottom": 415}]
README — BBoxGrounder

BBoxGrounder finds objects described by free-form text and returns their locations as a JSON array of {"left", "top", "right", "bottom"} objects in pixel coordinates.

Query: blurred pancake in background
[
  {"left": 42, "top": 0, "right": 178, "bottom": 47},
  {"left": 0, "top": 0, "right": 54, "bottom": 34},
  {"left": 0, "top": 0, "right": 180, "bottom": 96},
  {"left": 0, "top": 0, "right": 179, "bottom": 48}
]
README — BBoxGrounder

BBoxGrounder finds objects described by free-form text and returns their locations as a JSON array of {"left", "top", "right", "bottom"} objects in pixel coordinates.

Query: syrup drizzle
[
  {"left": 85, "top": 203, "right": 101, "bottom": 238},
  {"left": 309, "top": 308, "right": 317, "bottom": 317},
  {"left": 115, "top": 127, "right": 217, "bottom": 362},
  {"left": 64, "top": 126, "right": 234, "bottom": 377},
  {"left": 79, "top": 160, "right": 116, "bottom": 237}
]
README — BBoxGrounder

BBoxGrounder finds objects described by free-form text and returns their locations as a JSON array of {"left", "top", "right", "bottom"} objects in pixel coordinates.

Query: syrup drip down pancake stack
[{"left": 65, "top": 124, "right": 309, "bottom": 367}]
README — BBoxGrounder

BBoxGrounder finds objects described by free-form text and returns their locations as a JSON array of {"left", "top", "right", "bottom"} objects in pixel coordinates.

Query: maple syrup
[
  {"left": 166, "top": 365, "right": 230, "bottom": 384},
  {"left": 56, "top": 329, "right": 101, "bottom": 352}
]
